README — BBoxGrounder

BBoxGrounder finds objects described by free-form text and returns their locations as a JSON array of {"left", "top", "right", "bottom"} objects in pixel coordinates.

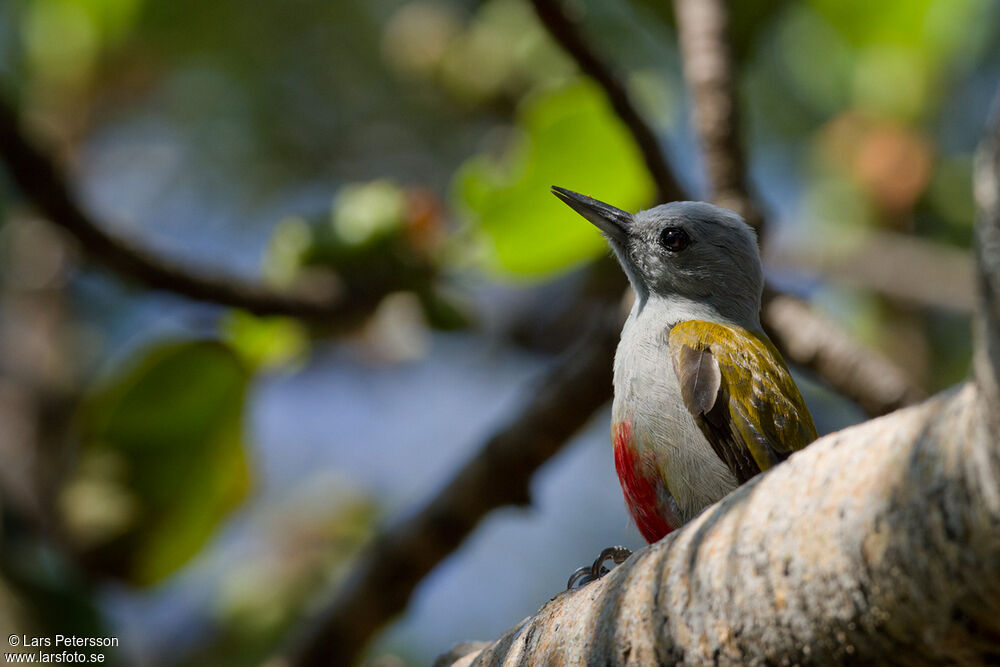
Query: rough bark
[{"left": 973, "top": 99, "right": 1000, "bottom": 415}]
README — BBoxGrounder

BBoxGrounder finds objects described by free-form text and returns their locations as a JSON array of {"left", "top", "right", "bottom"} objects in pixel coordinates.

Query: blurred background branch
[
  {"left": 0, "top": 99, "right": 416, "bottom": 325},
  {"left": 673, "top": 0, "right": 762, "bottom": 231},
  {"left": 276, "top": 306, "right": 621, "bottom": 666},
  {"left": 761, "top": 290, "right": 925, "bottom": 415},
  {"left": 766, "top": 230, "right": 976, "bottom": 314},
  {"left": 528, "top": 0, "right": 684, "bottom": 204}
]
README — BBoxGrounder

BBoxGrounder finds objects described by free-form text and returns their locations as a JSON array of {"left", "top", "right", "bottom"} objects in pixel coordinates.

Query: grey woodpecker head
[{"left": 551, "top": 186, "right": 763, "bottom": 326}]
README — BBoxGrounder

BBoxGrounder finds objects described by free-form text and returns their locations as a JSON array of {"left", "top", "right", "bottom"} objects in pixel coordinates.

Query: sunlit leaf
[
  {"left": 454, "top": 79, "right": 656, "bottom": 278},
  {"left": 76, "top": 341, "right": 250, "bottom": 586},
  {"left": 331, "top": 180, "right": 406, "bottom": 248},
  {"left": 221, "top": 311, "right": 307, "bottom": 370}
]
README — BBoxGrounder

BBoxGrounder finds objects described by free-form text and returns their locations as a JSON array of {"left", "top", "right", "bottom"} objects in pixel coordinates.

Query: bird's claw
[{"left": 566, "top": 545, "right": 632, "bottom": 589}]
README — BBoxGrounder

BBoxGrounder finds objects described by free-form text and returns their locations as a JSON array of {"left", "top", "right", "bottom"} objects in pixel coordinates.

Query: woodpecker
[{"left": 553, "top": 186, "right": 817, "bottom": 558}]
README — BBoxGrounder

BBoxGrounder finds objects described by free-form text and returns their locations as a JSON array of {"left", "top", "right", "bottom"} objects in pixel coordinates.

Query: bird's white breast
[{"left": 612, "top": 300, "right": 738, "bottom": 523}]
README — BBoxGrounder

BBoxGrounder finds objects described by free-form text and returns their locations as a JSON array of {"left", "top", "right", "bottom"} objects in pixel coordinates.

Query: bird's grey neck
[{"left": 629, "top": 292, "right": 761, "bottom": 331}]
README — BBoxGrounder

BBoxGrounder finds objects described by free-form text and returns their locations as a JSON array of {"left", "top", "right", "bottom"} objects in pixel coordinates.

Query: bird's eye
[{"left": 658, "top": 227, "right": 690, "bottom": 252}]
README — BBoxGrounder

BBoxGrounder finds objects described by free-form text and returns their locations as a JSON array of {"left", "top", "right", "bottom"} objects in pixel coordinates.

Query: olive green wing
[{"left": 669, "top": 320, "right": 818, "bottom": 484}]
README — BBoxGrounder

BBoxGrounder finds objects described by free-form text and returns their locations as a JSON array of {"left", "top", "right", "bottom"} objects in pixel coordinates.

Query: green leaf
[
  {"left": 221, "top": 311, "right": 308, "bottom": 370},
  {"left": 76, "top": 341, "right": 250, "bottom": 586},
  {"left": 329, "top": 179, "right": 406, "bottom": 248},
  {"left": 803, "top": 0, "right": 993, "bottom": 118},
  {"left": 454, "top": 79, "right": 655, "bottom": 278}
]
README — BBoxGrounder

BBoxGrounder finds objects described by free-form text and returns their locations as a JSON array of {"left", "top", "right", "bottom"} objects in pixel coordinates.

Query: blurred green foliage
[
  {"left": 221, "top": 312, "right": 308, "bottom": 371},
  {"left": 265, "top": 178, "right": 471, "bottom": 330},
  {"left": 456, "top": 81, "right": 655, "bottom": 277},
  {"left": 0, "top": 541, "right": 108, "bottom": 659},
  {"left": 19, "top": 0, "right": 142, "bottom": 87},
  {"left": 70, "top": 342, "right": 250, "bottom": 586},
  {"left": 274, "top": 180, "right": 417, "bottom": 282}
]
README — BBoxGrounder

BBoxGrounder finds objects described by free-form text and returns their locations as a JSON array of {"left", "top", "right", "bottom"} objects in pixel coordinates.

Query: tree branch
[
  {"left": 761, "top": 290, "right": 925, "bottom": 416},
  {"left": 273, "top": 306, "right": 623, "bottom": 666},
  {"left": 0, "top": 99, "right": 389, "bottom": 322},
  {"left": 528, "top": 0, "right": 685, "bottom": 203},
  {"left": 673, "top": 0, "right": 762, "bottom": 232},
  {"left": 765, "top": 231, "right": 976, "bottom": 314},
  {"left": 973, "top": 97, "right": 1000, "bottom": 415}
]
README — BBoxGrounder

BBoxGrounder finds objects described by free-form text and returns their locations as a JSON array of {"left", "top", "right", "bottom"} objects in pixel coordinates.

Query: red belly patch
[{"left": 612, "top": 420, "right": 678, "bottom": 543}]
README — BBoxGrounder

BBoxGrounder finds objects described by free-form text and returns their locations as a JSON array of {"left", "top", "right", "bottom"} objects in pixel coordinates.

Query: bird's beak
[{"left": 551, "top": 186, "right": 632, "bottom": 244}]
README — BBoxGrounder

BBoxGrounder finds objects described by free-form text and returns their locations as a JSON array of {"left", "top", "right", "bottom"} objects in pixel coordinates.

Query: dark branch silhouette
[
  {"left": 0, "top": 99, "right": 389, "bottom": 323},
  {"left": 275, "top": 307, "right": 622, "bottom": 666},
  {"left": 528, "top": 0, "right": 684, "bottom": 203}
]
